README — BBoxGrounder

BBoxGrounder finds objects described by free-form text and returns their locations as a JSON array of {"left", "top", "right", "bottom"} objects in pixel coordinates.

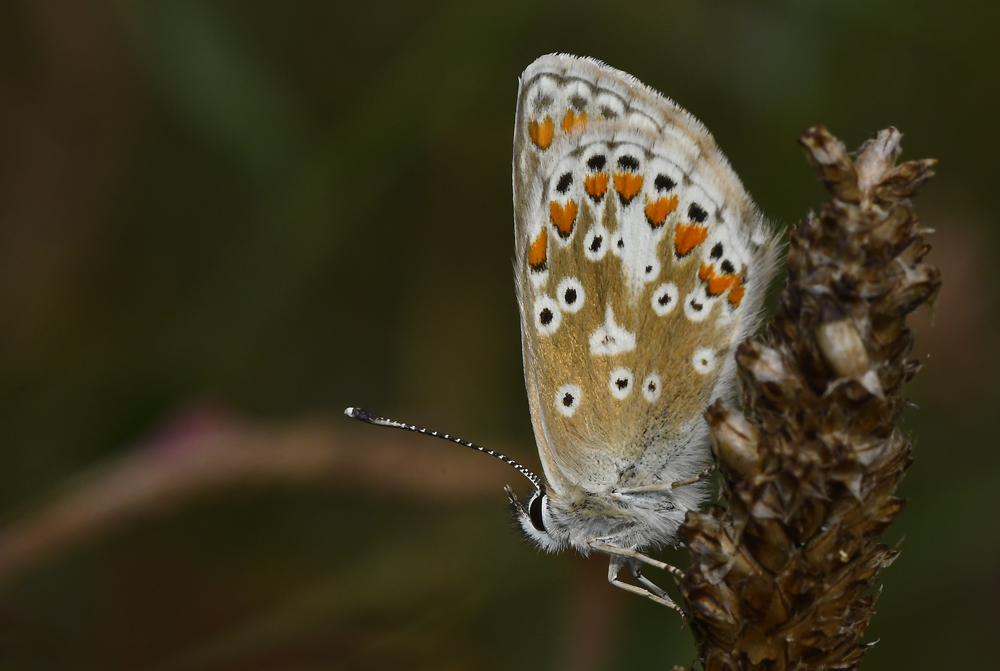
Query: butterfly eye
[
  {"left": 534, "top": 296, "right": 562, "bottom": 335},
  {"left": 692, "top": 347, "right": 718, "bottom": 375},
  {"left": 651, "top": 283, "right": 679, "bottom": 316},
  {"left": 642, "top": 373, "right": 662, "bottom": 402},
  {"left": 528, "top": 493, "right": 547, "bottom": 532},
  {"left": 608, "top": 367, "right": 634, "bottom": 400},
  {"left": 557, "top": 277, "right": 585, "bottom": 313},
  {"left": 555, "top": 383, "right": 582, "bottom": 417}
]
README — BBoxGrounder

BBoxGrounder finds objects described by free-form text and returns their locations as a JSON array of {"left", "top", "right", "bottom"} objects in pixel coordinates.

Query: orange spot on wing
[
  {"left": 674, "top": 222, "right": 708, "bottom": 257},
  {"left": 528, "top": 116, "right": 554, "bottom": 150},
  {"left": 562, "top": 109, "right": 587, "bottom": 132},
  {"left": 584, "top": 173, "right": 609, "bottom": 201},
  {"left": 644, "top": 194, "right": 679, "bottom": 227},
  {"left": 709, "top": 275, "right": 735, "bottom": 295},
  {"left": 699, "top": 263, "right": 736, "bottom": 296},
  {"left": 549, "top": 200, "right": 578, "bottom": 238},
  {"left": 613, "top": 173, "right": 644, "bottom": 205},
  {"left": 728, "top": 275, "right": 745, "bottom": 306},
  {"left": 528, "top": 227, "right": 547, "bottom": 271}
]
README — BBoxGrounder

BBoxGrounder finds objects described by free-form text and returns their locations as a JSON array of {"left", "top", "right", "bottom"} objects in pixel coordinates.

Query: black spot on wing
[
  {"left": 587, "top": 155, "right": 606, "bottom": 171},
  {"left": 617, "top": 155, "right": 639, "bottom": 171},
  {"left": 556, "top": 173, "right": 573, "bottom": 194},
  {"left": 688, "top": 203, "right": 708, "bottom": 223},
  {"left": 654, "top": 175, "right": 676, "bottom": 192}
]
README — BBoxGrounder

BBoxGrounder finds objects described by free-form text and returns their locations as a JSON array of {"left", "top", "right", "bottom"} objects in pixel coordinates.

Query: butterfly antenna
[{"left": 344, "top": 407, "right": 542, "bottom": 490}]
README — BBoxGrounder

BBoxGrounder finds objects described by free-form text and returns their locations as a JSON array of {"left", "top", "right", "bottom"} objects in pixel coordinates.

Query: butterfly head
[{"left": 506, "top": 485, "right": 567, "bottom": 552}]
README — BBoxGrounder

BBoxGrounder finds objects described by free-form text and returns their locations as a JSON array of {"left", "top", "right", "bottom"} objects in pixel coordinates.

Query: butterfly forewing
[{"left": 513, "top": 55, "right": 777, "bottom": 496}]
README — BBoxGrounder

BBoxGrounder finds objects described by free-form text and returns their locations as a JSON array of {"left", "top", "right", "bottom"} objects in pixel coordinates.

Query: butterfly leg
[
  {"left": 588, "top": 540, "right": 683, "bottom": 578},
  {"left": 615, "top": 464, "right": 717, "bottom": 496},
  {"left": 606, "top": 556, "right": 685, "bottom": 615},
  {"left": 668, "top": 463, "right": 717, "bottom": 489},
  {"left": 631, "top": 563, "right": 676, "bottom": 604}
]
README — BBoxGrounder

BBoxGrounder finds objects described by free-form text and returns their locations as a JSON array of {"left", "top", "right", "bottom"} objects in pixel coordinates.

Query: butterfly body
[{"left": 510, "top": 55, "right": 779, "bottom": 571}]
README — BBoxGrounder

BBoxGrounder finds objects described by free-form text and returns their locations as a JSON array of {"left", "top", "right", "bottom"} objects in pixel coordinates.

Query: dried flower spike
[{"left": 680, "top": 126, "right": 940, "bottom": 671}]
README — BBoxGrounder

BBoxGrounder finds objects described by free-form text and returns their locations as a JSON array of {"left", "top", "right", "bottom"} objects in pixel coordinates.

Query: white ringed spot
[
  {"left": 642, "top": 373, "right": 662, "bottom": 402},
  {"left": 608, "top": 367, "right": 634, "bottom": 400},
  {"left": 692, "top": 348, "right": 717, "bottom": 375},
  {"left": 550, "top": 158, "right": 578, "bottom": 198},
  {"left": 651, "top": 283, "right": 678, "bottom": 316},
  {"left": 534, "top": 296, "right": 561, "bottom": 335},
  {"left": 556, "top": 277, "right": 585, "bottom": 313},
  {"left": 683, "top": 289, "right": 712, "bottom": 322},
  {"left": 583, "top": 226, "right": 609, "bottom": 261},
  {"left": 555, "top": 383, "right": 582, "bottom": 417}
]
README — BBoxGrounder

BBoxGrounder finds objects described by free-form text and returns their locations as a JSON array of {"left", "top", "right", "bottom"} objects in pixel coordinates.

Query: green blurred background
[{"left": 0, "top": 1, "right": 997, "bottom": 669}]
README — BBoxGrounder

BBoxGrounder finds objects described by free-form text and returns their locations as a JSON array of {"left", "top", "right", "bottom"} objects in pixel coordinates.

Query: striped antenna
[{"left": 344, "top": 407, "right": 542, "bottom": 490}]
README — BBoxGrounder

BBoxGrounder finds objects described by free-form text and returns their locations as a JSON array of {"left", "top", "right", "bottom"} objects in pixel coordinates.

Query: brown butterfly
[{"left": 348, "top": 54, "right": 778, "bottom": 613}]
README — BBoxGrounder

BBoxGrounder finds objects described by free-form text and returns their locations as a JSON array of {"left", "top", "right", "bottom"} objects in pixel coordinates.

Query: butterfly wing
[{"left": 513, "top": 55, "right": 778, "bottom": 496}]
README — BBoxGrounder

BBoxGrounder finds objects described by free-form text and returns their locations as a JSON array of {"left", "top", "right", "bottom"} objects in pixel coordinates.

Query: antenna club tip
[{"left": 344, "top": 407, "right": 374, "bottom": 422}]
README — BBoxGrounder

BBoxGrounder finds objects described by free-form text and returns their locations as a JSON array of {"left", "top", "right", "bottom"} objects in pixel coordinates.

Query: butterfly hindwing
[{"left": 513, "top": 55, "right": 778, "bottom": 496}]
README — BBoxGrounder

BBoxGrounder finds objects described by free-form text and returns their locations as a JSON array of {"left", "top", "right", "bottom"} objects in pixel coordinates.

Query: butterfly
[{"left": 348, "top": 53, "right": 778, "bottom": 613}]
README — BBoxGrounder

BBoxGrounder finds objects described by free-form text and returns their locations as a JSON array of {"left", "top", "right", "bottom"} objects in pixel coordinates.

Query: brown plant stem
[
  {"left": 679, "top": 126, "right": 939, "bottom": 670},
  {"left": 0, "top": 407, "right": 510, "bottom": 584}
]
